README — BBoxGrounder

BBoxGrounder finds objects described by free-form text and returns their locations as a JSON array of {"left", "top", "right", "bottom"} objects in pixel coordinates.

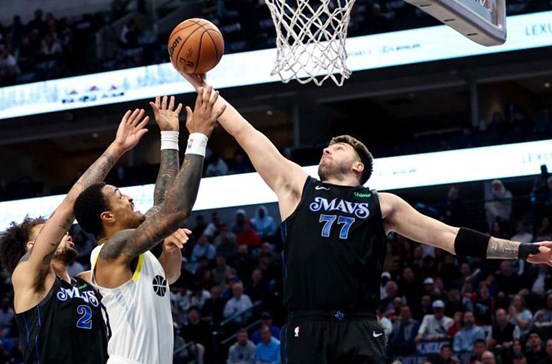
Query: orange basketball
[{"left": 168, "top": 18, "right": 225, "bottom": 74}]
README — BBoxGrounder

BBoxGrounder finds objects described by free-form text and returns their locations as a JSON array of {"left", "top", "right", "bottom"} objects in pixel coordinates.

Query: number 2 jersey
[
  {"left": 282, "top": 176, "right": 387, "bottom": 312},
  {"left": 15, "top": 276, "right": 109, "bottom": 364}
]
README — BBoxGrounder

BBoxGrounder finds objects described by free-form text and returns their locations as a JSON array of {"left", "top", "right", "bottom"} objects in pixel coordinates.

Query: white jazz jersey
[{"left": 91, "top": 245, "right": 173, "bottom": 364}]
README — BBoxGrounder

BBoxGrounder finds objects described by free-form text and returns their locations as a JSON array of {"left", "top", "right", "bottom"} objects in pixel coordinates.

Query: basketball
[{"left": 168, "top": 18, "right": 225, "bottom": 74}]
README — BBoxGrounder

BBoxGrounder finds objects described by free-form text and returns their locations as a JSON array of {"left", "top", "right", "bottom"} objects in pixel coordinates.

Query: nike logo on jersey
[
  {"left": 315, "top": 185, "right": 330, "bottom": 190},
  {"left": 294, "top": 326, "right": 300, "bottom": 337},
  {"left": 373, "top": 331, "right": 383, "bottom": 338}
]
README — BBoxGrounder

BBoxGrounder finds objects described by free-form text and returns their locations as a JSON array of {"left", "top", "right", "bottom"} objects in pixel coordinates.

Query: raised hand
[
  {"left": 149, "top": 95, "right": 183, "bottom": 132},
  {"left": 177, "top": 70, "right": 207, "bottom": 90},
  {"left": 185, "top": 86, "right": 226, "bottom": 137},
  {"left": 163, "top": 228, "right": 192, "bottom": 253},
  {"left": 114, "top": 108, "right": 149, "bottom": 152}
]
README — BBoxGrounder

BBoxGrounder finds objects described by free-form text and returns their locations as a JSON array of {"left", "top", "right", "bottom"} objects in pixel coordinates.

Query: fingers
[
  {"left": 168, "top": 96, "right": 175, "bottom": 110},
  {"left": 185, "top": 105, "right": 192, "bottom": 123},
  {"left": 135, "top": 115, "right": 150, "bottom": 130},
  {"left": 175, "top": 102, "right": 183, "bottom": 114}
]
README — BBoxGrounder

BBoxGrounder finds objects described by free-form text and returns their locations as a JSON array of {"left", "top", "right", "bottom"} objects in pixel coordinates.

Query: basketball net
[{"left": 265, "top": 0, "right": 357, "bottom": 87}]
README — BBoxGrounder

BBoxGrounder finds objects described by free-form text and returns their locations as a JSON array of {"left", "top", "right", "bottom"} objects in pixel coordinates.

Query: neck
[{"left": 52, "top": 260, "right": 71, "bottom": 283}]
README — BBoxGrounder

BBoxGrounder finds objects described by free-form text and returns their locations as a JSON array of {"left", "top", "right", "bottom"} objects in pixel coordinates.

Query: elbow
[{"left": 167, "top": 270, "right": 181, "bottom": 285}]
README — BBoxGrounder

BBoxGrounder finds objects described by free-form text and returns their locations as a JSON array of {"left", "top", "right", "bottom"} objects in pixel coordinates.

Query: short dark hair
[
  {"left": 74, "top": 182, "right": 108, "bottom": 239},
  {"left": 329, "top": 135, "right": 373, "bottom": 185},
  {"left": 0, "top": 215, "right": 47, "bottom": 274}
]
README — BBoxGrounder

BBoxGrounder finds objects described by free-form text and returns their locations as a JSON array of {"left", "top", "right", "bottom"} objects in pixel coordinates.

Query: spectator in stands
[
  {"left": 205, "top": 153, "right": 229, "bottom": 176},
  {"left": 223, "top": 281, "right": 253, "bottom": 326},
  {"left": 530, "top": 164, "right": 551, "bottom": 228},
  {"left": 203, "top": 211, "right": 224, "bottom": 240},
  {"left": 427, "top": 344, "right": 457, "bottom": 364},
  {"left": 228, "top": 148, "right": 253, "bottom": 174},
  {"left": 214, "top": 224, "right": 239, "bottom": 263},
  {"left": 416, "top": 299, "right": 454, "bottom": 342},
  {"left": 39, "top": 32, "right": 62, "bottom": 60},
  {"left": 188, "top": 280, "right": 212, "bottom": 312},
  {"left": 535, "top": 217, "right": 552, "bottom": 242},
  {"left": 227, "top": 328, "right": 256, "bottom": 364},
  {"left": 251, "top": 206, "right": 277, "bottom": 243},
  {"left": 529, "top": 290, "right": 552, "bottom": 341},
  {"left": 525, "top": 330, "right": 547, "bottom": 364},
  {"left": 233, "top": 244, "right": 257, "bottom": 281},
  {"left": 471, "top": 338, "right": 487, "bottom": 363},
  {"left": 484, "top": 179, "right": 513, "bottom": 230},
  {"left": 445, "top": 288, "right": 472, "bottom": 318},
  {"left": 453, "top": 311, "right": 486, "bottom": 353},
  {"left": 496, "top": 260, "right": 524, "bottom": 297},
  {"left": 0, "top": 46, "right": 20, "bottom": 84},
  {"left": 190, "top": 233, "right": 217, "bottom": 273},
  {"left": 181, "top": 306, "right": 215, "bottom": 363},
  {"left": 255, "top": 324, "right": 281, "bottom": 364},
  {"left": 192, "top": 214, "right": 209, "bottom": 240},
  {"left": 398, "top": 266, "right": 423, "bottom": 308},
  {"left": 472, "top": 281, "right": 496, "bottom": 325},
  {"left": 509, "top": 294, "right": 533, "bottom": 340},
  {"left": 488, "top": 308, "right": 515, "bottom": 351},
  {"left": 236, "top": 220, "right": 261, "bottom": 249},
  {"left": 119, "top": 18, "right": 139, "bottom": 50},
  {"left": 528, "top": 264, "right": 552, "bottom": 296},
  {"left": 212, "top": 253, "right": 235, "bottom": 287},
  {"left": 481, "top": 350, "right": 497, "bottom": 364},
  {"left": 512, "top": 218, "right": 535, "bottom": 245},
  {"left": 379, "top": 279, "right": 400, "bottom": 317},
  {"left": 250, "top": 311, "right": 281, "bottom": 345},
  {"left": 447, "top": 311, "right": 464, "bottom": 340},
  {"left": 439, "top": 184, "right": 468, "bottom": 227},
  {"left": 539, "top": 338, "right": 552, "bottom": 364},
  {"left": 245, "top": 268, "right": 270, "bottom": 305},
  {"left": 201, "top": 285, "right": 226, "bottom": 327},
  {"left": 388, "top": 305, "right": 420, "bottom": 356}
]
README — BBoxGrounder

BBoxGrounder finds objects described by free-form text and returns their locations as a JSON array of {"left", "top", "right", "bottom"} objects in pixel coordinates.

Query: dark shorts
[{"left": 280, "top": 310, "right": 387, "bottom": 364}]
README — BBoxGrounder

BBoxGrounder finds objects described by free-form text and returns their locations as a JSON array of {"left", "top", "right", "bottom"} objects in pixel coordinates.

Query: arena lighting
[
  {"left": 1, "top": 10, "right": 552, "bottom": 119},
  {"left": 0, "top": 140, "right": 550, "bottom": 231}
]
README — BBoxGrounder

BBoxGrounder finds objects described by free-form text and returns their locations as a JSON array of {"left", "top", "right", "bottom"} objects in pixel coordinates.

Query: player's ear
[
  {"left": 100, "top": 211, "right": 115, "bottom": 223},
  {"left": 26, "top": 241, "right": 34, "bottom": 251},
  {"left": 352, "top": 161, "right": 364, "bottom": 176}
]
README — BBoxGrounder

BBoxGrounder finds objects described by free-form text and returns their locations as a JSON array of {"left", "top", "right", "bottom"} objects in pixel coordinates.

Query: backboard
[{"left": 404, "top": 0, "right": 507, "bottom": 46}]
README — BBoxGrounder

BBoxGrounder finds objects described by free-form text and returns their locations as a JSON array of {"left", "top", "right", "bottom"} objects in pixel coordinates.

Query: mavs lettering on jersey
[
  {"left": 309, "top": 197, "right": 370, "bottom": 219},
  {"left": 57, "top": 287, "right": 100, "bottom": 307}
]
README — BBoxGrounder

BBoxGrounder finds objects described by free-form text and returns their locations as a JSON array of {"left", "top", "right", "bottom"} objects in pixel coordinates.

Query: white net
[{"left": 265, "top": 0, "right": 357, "bottom": 87}]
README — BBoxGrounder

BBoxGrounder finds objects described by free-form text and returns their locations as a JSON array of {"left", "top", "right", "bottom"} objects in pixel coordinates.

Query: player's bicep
[{"left": 237, "top": 127, "right": 305, "bottom": 194}]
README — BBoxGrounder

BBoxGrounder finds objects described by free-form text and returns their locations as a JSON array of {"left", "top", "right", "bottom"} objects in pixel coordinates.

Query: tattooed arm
[
  {"left": 11, "top": 109, "right": 149, "bottom": 312},
  {"left": 150, "top": 95, "right": 182, "bottom": 206},
  {"left": 96, "top": 87, "right": 226, "bottom": 288},
  {"left": 149, "top": 96, "right": 188, "bottom": 278}
]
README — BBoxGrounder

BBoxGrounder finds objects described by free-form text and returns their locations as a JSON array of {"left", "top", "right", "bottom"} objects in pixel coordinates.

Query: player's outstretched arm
[
  {"left": 380, "top": 192, "right": 552, "bottom": 265},
  {"left": 12, "top": 109, "right": 149, "bottom": 303},
  {"left": 150, "top": 95, "right": 183, "bottom": 206},
  {"left": 179, "top": 72, "right": 307, "bottom": 219}
]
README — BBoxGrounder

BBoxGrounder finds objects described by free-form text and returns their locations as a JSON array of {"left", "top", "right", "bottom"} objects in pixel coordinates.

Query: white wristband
[
  {"left": 160, "top": 131, "right": 179, "bottom": 150},
  {"left": 185, "top": 133, "right": 208, "bottom": 157}
]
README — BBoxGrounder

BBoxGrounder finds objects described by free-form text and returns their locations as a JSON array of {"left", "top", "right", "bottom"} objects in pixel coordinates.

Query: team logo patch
[{"left": 152, "top": 275, "right": 167, "bottom": 297}]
